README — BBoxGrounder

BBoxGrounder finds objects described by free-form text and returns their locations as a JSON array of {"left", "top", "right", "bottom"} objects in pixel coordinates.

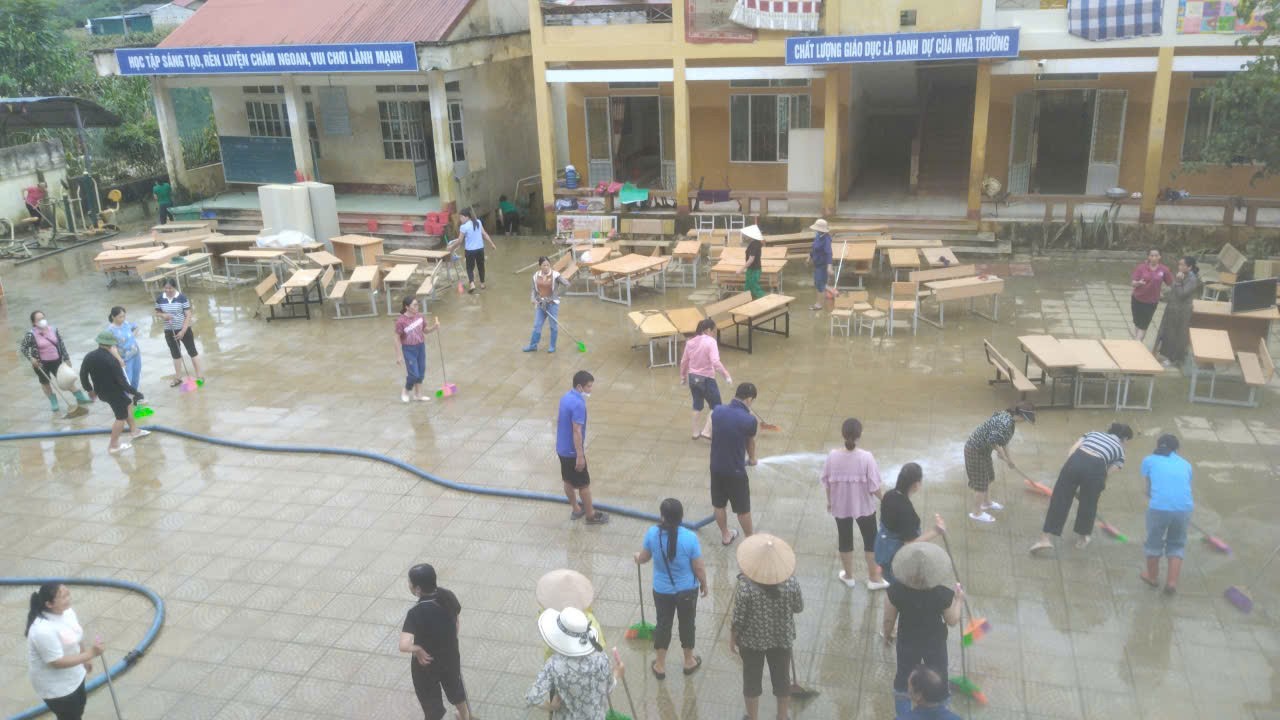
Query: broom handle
[
  {"left": 939, "top": 531, "right": 976, "bottom": 620},
  {"left": 35, "top": 365, "right": 75, "bottom": 407},
  {"left": 544, "top": 312, "right": 581, "bottom": 345},
  {"left": 435, "top": 324, "right": 449, "bottom": 385},
  {"left": 635, "top": 563, "right": 647, "bottom": 626}
]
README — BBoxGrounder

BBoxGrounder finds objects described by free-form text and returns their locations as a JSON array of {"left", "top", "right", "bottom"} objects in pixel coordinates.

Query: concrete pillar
[
  {"left": 281, "top": 76, "right": 315, "bottom": 182},
  {"left": 966, "top": 61, "right": 992, "bottom": 221},
  {"left": 426, "top": 71, "right": 457, "bottom": 209},
  {"left": 822, "top": 68, "right": 841, "bottom": 216},
  {"left": 532, "top": 62, "right": 558, "bottom": 227},
  {"left": 673, "top": 58, "right": 691, "bottom": 214},
  {"left": 150, "top": 77, "right": 186, "bottom": 189},
  {"left": 1141, "top": 47, "right": 1175, "bottom": 223}
]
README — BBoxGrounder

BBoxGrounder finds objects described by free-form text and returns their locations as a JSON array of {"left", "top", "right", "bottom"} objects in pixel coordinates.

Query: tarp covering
[
  {"left": 1068, "top": 0, "right": 1163, "bottom": 41},
  {"left": 0, "top": 97, "right": 122, "bottom": 131}
]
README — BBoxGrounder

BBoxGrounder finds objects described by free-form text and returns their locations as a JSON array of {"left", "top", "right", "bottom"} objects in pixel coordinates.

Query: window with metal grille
[
  {"left": 729, "top": 94, "right": 810, "bottom": 162},
  {"left": 447, "top": 101, "right": 466, "bottom": 163},
  {"left": 378, "top": 100, "right": 427, "bottom": 161},
  {"left": 246, "top": 100, "right": 290, "bottom": 138}
]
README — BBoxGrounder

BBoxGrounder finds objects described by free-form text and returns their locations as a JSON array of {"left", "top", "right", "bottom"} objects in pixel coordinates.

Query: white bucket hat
[
  {"left": 741, "top": 224, "right": 764, "bottom": 242},
  {"left": 537, "top": 607, "right": 598, "bottom": 657},
  {"left": 809, "top": 218, "right": 830, "bottom": 233}
]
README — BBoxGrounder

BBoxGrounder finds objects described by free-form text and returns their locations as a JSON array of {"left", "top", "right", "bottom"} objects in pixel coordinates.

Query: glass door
[
  {"left": 585, "top": 97, "right": 613, "bottom": 185},
  {"left": 1007, "top": 91, "right": 1036, "bottom": 194},
  {"left": 1086, "top": 89, "right": 1127, "bottom": 195}
]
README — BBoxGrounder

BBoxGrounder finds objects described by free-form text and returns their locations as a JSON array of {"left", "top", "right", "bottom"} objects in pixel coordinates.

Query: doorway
[
  {"left": 1008, "top": 89, "right": 1129, "bottom": 196},
  {"left": 412, "top": 100, "right": 437, "bottom": 200},
  {"left": 1034, "top": 90, "right": 1093, "bottom": 194},
  {"left": 859, "top": 115, "right": 915, "bottom": 192},
  {"left": 584, "top": 95, "right": 674, "bottom": 189}
]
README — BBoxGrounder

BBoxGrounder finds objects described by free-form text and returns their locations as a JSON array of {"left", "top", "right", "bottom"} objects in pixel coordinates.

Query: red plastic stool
[{"left": 365, "top": 219, "right": 378, "bottom": 232}]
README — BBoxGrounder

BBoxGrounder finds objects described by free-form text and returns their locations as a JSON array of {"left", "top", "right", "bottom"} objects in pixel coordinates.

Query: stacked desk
[
  {"left": 832, "top": 242, "right": 876, "bottom": 289},
  {"left": 627, "top": 310, "right": 680, "bottom": 368},
  {"left": 203, "top": 236, "right": 260, "bottom": 276},
  {"left": 331, "top": 235, "right": 384, "bottom": 270},
  {"left": 221, "top": 249, "right": 289, "bottom": 281},
  {"left": 565, "top": 246, "right": 614, "bottom": 296},
  {"left": 589, "top": 253, "right": 669, "bottom": 306},
  {"left": 710, "top": 247, "right": 787, "bottom": 293},
  {"left": 1019, "top": 335, "right": 1164, "bottom": 410},
  {"left": 667, "top": 240, "right": 702, "bottom": 288},
  {"left": 141, "top": 253, "right": 212, "bottom": 296},
  {"left": 921, "top": 275, "right": 1003, "bottom": 328},
  {"left": 1189, "top": 328, "right": 1274, "bottom": 407},
  {"left": 382, "top": 264, "right": 419, "bottom": 314}
]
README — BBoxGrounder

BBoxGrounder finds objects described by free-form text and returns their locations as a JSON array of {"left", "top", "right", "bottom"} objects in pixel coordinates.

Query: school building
[
  {"left": 528, "top": 0, "right": 1278, "bottom": 223},
  {"left": 94, "top": 0, "right": 538, "bottom": 233}
]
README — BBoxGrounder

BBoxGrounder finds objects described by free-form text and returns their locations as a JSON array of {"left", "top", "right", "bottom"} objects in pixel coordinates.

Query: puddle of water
[{"left": 754, "top": 452, "right": 827, "bottom": 484}]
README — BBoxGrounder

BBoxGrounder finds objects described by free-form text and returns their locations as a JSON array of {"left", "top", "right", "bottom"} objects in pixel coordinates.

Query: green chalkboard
[{"left": 218, "top": 136, "right": 296, "bottom": 185}]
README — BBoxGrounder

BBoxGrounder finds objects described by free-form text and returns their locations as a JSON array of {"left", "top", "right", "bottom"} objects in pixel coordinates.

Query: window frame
[
  {"left": 447, "top": 100, "right": 466, "bottom": 163},
  {"left": 305, "top": 101, "right": 321, "bottom": 159},
  {"left": 378, "top": 100, "right": 428, "bottom": 162},
  {"left": 729, "top": 93, "right": 811, "bottom": 164},
  {"left": 1180, "top": 86, "right": 1215, "bottom": 163},
  {"left": 245, "top": 99, "right": 290, "bottom": 138}
]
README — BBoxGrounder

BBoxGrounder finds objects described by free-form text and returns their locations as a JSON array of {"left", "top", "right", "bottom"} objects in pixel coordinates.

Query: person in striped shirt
[
  {"left": 1030, "top": 423, "right": 1133, "bottom": 553},
  {"left": 154, "top": 279, "right": 205, "bottom": 385}
]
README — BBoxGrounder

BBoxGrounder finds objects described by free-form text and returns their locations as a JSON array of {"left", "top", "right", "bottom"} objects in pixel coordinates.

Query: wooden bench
[
  {"left": 1191, "top": 332, "right": 1274, "bottom": 407},
  {"left": 702, "top": 292, "right": 753, "bottom": 338},
  {"left": 984, "top": 340, "right": 1038, "bottom": 400},
  {"left": 254, "top": 275, "right": 289, "bottom": 321}
]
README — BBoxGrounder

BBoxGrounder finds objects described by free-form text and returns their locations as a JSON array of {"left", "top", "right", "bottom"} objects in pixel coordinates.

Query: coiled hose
[{"left": 2, "top": 577, "right": 164, "bottom": 720}]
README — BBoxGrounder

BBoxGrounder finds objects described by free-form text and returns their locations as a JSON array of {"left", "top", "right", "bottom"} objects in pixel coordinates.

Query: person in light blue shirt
[
  {"left": 457, "top": 207, "right": 496, "bottom": 293},
  {"left": 635, "top": 498, "right": 707, "bottom": 679},
  {"left": 106, "top": 306, "right": 142, "bottom": 390},
  {"left": 1140, "top": 434, "right": 1193, "bottom": 595},
  {"left": 556, "top": 370, "right": 608, "bottom": 525}
]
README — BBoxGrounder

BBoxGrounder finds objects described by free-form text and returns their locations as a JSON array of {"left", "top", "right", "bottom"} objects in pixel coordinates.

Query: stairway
[
  {"left": 915, "top": 87, "right": 974, "bottom": 196},
  {"left": 830, "top": 216, "right": 1009, "bottom": 257}
]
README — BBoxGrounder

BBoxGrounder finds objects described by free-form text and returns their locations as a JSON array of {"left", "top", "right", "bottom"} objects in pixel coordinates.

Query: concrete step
[{"left": 951, "top": 239, "right": 1012, "bottom": 256}]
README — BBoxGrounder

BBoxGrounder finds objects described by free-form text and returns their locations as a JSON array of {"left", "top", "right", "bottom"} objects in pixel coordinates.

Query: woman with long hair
[
  {"left": 1153, "top": 256, "right": 1201, "bottom": 367},
  {"left": 392, "top": 296, "right": 439, "bottom": 403},
  {"left": 106, "top": 306, "right": 142, "bottom": 390},
  {"left": 523, "top": 256, "right": 570, "bottom": 353},
  {"left": 457, "top": 207, "right": 497, "bottom": 293},
  {"left": 26, "top": 583, "right": 104, "bottom": 720},
  {"left": 635, "top": 498, "right": 708, "bottom": 678},
  {"left": 821, "top": 418, "right": 889, "bottom": 590},
  {"left": 876, "top": 463, "right": 945, "bottom": 588},
  {"left": 1130, "top": 248, "right": 1172, "bottom": 342}
]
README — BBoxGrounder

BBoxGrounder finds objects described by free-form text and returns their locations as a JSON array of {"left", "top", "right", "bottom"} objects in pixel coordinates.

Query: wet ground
[{"left": 1, "top": 237, "right": 1278, "bottom": 719}]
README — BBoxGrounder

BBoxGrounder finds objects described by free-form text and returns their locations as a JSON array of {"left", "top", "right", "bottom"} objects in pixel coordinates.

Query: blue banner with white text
[
  {"left": 785, "top": 28, "right": 1019, "bottom": 65},
  {"left": 116, "top": 43, "right": 419, "bottom": 75}
]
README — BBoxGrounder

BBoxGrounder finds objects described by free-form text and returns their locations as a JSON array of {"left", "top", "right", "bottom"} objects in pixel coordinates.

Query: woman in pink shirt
[
  {"left": 821, "top": 419, "right": 889, "bottom": 590},
  {"left": 1130, "top": 248, "right": 1172, "bottom": 341},
  {"left": 393, "top": 297, "right": 439, "bottom": 403},
  {"left": 679, "top": 318, "right": 733, "bottom": 440}
]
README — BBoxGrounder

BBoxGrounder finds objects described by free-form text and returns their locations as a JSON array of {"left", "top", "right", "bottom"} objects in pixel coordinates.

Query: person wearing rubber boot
[
  {"left": 20, "top": 310, "right": 92, "bottom": 412},
  {"left": 80, "top": 331, "right": 149, "bottom": 455},
  {"left": 1139, "top": 434, "right": 1193, "bottom": 595}
]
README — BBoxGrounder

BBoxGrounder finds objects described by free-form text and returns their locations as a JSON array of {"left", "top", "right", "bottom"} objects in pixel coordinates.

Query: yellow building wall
[
  {"left": 839, "top": 0, "right": 981, "bottom": 34},
  {"left": 984, "top": 73, "right": 1280, "bottom": 199},
  {"left": 562, "top": 79, "right": 828, "bottom": 192},
  {"left": 1161, "top": 75, "right": 1280, "bottom": 197}
]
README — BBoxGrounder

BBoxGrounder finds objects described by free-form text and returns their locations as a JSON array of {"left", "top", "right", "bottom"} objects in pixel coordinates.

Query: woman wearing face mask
[
  {"left": 106, "top": 306, "right": 142, "bottom": 390},
  {"left": 26, "top": 583, "right": 105, "bottom": 720},
  {"left": 20, "top": 310, "right": 91, "bottom": 412},
  {"left": 524, "top": 256, "right": 570, "bottom": 353}
]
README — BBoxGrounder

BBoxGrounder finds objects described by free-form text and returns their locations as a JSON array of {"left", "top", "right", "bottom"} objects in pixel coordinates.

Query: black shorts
[
  {"left": 559, "top": 454, "right": 590, "bottom": 488},
  {"left": 32, "top": 359, "right": 62, "bottom": 385},
  {"left": 103, "top": 393, "right": 131, "bottom": 421},
  {"left": 688, "top": 375, "right": 722, "bottom": 412},
  {"left": 836, "top": 514, "right": 878, "bottom": 554},
  {"left": 710, "top": 472, "right": 750, "bottom": 514},
  {"left": 1131, "top": 297, "right": 1158, "bottom": 330},
  {"left": 412, "top": 665, "right": 466, "bottom": 720},
  {"left": 164, "top": 329, "right": 198, "bottom": 360}
]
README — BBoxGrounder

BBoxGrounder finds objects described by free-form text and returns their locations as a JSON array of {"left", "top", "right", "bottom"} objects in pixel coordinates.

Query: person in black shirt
[
  {"left": 398, "top": 563, "right": 472, "bottom": 720},
  {"left": 738, "top": 225, "right": 766, "bottom": 299},
  {"left": 883, "top": 542, "right": 961, "bottom": 714},
  {"left": 876, "top": 464, "right": 944, "bottom": 585},
  {"left": 80, "top": 331, "right": 148, "bottom": 454}
]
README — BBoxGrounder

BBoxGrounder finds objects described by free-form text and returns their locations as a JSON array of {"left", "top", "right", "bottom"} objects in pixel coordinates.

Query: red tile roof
[{"left": 160, "top": 0, "right": 476, "bottom": 48}]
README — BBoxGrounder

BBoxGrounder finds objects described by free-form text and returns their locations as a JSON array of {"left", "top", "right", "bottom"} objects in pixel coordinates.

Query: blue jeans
[
  {"left": 124, "top": 354, "right": 141, "bottom": 390},
  {"left": 402, "top": 343, "right": 426, "bottom": 390},
  {"left": 1145, "top": 508, "right": 1190, "bottom": 558},
  {"left": 529, "top": 302, "right": 559, "bottom": 350}
]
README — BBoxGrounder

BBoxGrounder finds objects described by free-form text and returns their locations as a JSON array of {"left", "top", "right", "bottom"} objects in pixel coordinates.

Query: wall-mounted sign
[
  {"left": 116, "top": 42, "right": 419, "bottom": 76},
  {"left": 785, "top": 28, "right": 1019, "bottom": 65}
]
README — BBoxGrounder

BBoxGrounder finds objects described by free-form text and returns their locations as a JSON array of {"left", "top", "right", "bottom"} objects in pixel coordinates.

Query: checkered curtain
[
  {"left": 729, "top": 0, "right": 822, "bottom": 32},
  {"left": 1068, "top": 0, "right": 1163, "bottom": 40}
]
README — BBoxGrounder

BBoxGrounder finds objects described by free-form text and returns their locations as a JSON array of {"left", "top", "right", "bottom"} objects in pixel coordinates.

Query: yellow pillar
[
  {"left": 426, "top": 72, "right": 456, "bottom": 209},
  {"left": 532, "top": 62, "right": 558, "bottom": 228},
  {"left": 673, "top": 58, "right": 691, "bottom": 214},
  {"left": 966, "top": 61, "right": 992, "bottom": 221},
  {"left": 822, "top": 67, "right": 841, "bottom": 216},
  {"left": 1141, "top": 47, "right": 1175, "bottom": 223}
]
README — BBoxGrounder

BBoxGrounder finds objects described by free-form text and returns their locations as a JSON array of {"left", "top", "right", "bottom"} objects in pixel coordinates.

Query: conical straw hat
[
  {"left": 736, "top": 533, "right": 796, "bottom": 585},
  {"left": 536, "top": 569, "right": 594, "bottom": 611},
  {"left": 893, "top": 542, "right": 952, "bottom": 590}
]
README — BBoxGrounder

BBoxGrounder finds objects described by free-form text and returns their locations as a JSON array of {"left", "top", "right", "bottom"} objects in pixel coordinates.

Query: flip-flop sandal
[
  {"left": 650, "top": 661, "right": 665, "bottom": 680},
  {"left": 169, "top": 379, "right": 182, "bottom": 387},
  {"left": 1139, "top": 573, "right": 1159, "bottom": 588},
  {"left": 683, "top": 656, "right": 702, "bottom": 675},
  {"left": 722, "top": 529, "right": 739, "bottom": 546}
]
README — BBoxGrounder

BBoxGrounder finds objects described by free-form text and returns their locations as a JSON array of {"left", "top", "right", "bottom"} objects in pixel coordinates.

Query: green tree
[
  {"left": 0, "top": 0, "right": 88, "bottom": 97},
  {"left": 1196, "top": 1, "right": 1280, "bottom": 182}
]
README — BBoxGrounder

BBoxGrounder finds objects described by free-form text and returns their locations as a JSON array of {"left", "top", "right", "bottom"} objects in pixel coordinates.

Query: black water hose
[{"left": 2, "top": 577, "right": 164, "bottom": 720}]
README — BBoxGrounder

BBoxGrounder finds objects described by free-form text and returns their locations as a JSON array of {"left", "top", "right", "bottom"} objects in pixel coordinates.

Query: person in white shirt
[{"left": 26, "top": 583, "right": 104, "bottom": 720}]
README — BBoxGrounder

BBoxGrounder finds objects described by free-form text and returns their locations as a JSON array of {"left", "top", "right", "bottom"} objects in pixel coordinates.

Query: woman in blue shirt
[
  {"left": 1140, "top": 434, "right": 1193, "bottom": 595},
  {"left": 106, "top": 306, "right": 142, "bottom": 390},
  {"left": 807, "top": 218, "right": 833, "bottom": 310},
  {"left": 634, "top": 498, "right": 707, "bottom": 679},
  {"left": 457, "top": 207, "right": 497, "bottom": 293}
]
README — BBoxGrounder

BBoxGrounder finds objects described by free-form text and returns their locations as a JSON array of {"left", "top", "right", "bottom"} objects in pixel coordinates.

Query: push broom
[
  {"left": 605, "top": 648, "right": 637, "bottom": 720},
  {"left": 1019, "top": 467, "right": 1127, "bottom": 542},
  {"left": 623, "top": 563, "right": 654, "bottom": 640},
  {"left": 939, "top": 530, "right": 992, "bottom": 647},
  {"left": 949, "top": 584, "right": 988, "bottom": 705},
  {"left": 1226, "top": 544, "right": 1280, "bottom": 613},
  {"left": 434, "top": 322, "right": 458, "bottom": 397},
  {"left": 544, "top": 313, "right": 588, "bottom": 353},
  {"left": 1190, "top": 520, "right": 1232, "bottom": 554},
  {"left": 97, "top": 638, "right": 125, "bottom": 720}
]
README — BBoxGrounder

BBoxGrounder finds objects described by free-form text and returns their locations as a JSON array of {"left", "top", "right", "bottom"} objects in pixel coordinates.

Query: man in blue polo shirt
[
  {"left": 709, "top": 382, "right": 758, "bottom": 545},
  {"left": 556, "top": 370, "right": 609, "bottom": 525}
]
